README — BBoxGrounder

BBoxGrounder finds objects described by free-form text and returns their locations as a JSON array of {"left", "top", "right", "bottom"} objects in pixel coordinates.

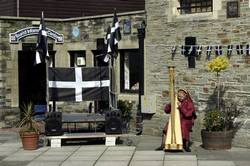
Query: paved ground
[{"left": 0, "top": 129, "right": 250, "bottom": 166}]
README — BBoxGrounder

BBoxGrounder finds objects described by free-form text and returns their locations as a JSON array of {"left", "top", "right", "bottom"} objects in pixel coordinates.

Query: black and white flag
[
  {"left": 215, "top": 45, "right": 222, "bottom": 56},
  {"left": 236, "top": 45, "right": 243, "bottom": 55},
  {"left": 227, "top": 45, "right": 233, "bottom": 58},
  {"left": 171, "top": 45, "right": 177, "bottom": 60},
  {"left": 188, "top": 45, "right": 193, "bottom": 55},
  {"left": 196, "top": 45, "right": 202, "bottom": 56},
  {"left": 206, "top": 46, "right": 212, "bottom": 60},
  {"left": 35, "top": 11, "right": 49, "bottom": 65},
  {"left": 106, "top": 9, "right": 121, "bottom": 59},
  {"left": 246, "top": 44, "right": 250, "bottom": 56},
  {"left": 181, "top": 45, "right": 185, "bottom": 55},
  {"left": 48, "top": 67, "right": 110, "bottom": 102},
  {"left": 104, "top": 25, "right": 111, "bottom": 63}
]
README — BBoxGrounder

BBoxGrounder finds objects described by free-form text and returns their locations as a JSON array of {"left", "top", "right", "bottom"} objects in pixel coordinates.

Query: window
[
  {"left": 120, "top": 49, "right": 140, "bottom": 93},
  {"left": 227, "top": 1, "right": 239, "bottom": 18},
  {"left": 69, "top": 51, "right": 86, "bottom": 67},
  {"left": 177, "top": 0, "right": 213, "bottom": 14}
]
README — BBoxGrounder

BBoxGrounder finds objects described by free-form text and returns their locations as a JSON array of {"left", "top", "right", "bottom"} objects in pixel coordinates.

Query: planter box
[{"left": 201, "top": 129, "right": 233, "bottom": 150}]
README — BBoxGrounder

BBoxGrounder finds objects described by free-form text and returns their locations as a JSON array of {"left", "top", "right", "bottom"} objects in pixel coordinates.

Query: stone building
[
  {"left": 0, "top": 11, "right": 146, "bottom": 128},
  {"left": 143, "top": 0, "right": 250, "bottom": 147},
  {"left": 1, "top": 0, "right": 250, "bottom": 148}
]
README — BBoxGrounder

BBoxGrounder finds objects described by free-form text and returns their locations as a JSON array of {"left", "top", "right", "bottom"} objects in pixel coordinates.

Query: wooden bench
[{"left": 45, "top": 132, "right": 122, "bottom": 147}]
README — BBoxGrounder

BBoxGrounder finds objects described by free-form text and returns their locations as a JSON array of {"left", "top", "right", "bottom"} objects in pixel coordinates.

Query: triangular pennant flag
[
  {"left": 171, "top": 46, "right": 177, "bottom": 60},
  {"left": 181, "top": 45, "right": 185, "bottom": 55},
  {"left": 227, "top": 45, "right": 233, "bottom": 58},
  {"left": 206, "top": 46, "right": 212, "bottom": 60},
  {"left": 196, "top": 45, "right": 202, "bottom": 60},
  {"left": 236, "top": 45, "right": 243, "bottom": 55},
  {"left": 246, "top": 44, "right": 250, "bottom": 56},
  {"left": 196, "top": 45, "right": 202, "bottom": 55},
  {"left": 215, "top": 45, "right": 222, "bottom": 56}
]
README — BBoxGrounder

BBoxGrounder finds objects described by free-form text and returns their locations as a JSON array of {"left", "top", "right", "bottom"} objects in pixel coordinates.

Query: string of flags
[{"left": 149, "top": 44, "right": 250, "bottom": 60}]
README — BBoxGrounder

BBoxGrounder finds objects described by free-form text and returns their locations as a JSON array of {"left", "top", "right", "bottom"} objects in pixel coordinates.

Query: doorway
[{"left": 18, "top": 46, "right": 55, "bottom": 108}]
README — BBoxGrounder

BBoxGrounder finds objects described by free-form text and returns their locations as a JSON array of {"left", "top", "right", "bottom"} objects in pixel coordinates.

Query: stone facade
[{"left": 143, "top": 0, "right": 250, "bottom": 147}]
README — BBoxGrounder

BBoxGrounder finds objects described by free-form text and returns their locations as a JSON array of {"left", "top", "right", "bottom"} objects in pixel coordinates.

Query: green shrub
[{"left": 117, "top": 100, "right": 133, "bottom": 121}]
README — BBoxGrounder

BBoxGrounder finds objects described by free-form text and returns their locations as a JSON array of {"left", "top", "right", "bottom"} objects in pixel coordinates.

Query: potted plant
[
  {"left": 117, "top": 100, "right": 133, "bottom": 133},
  {"left": 17, "top": 102, "right": 40, "bottom": 150},
  {"left": 201, "top": 56, "right": 241, "bottom": 149}
]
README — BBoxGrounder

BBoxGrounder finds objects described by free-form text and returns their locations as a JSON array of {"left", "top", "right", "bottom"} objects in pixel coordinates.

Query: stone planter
[{"left": 201, "top": 129, "right": 233, "bottom": 150}]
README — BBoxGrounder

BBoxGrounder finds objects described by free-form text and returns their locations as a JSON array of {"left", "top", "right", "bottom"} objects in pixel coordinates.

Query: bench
[{"left": 45, "top": 132, "right": 122, "bottom": 147}]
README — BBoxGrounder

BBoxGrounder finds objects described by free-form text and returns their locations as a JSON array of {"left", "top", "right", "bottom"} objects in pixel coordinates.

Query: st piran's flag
[
  {"left": 48, "top": 67, "right": 110, "bottom": 102},
  {"left": 35, "top": 11, "right": 49, "bottom": 65},
  {"left": 106, "top": 9, "right": 121, "bottom": 60}
]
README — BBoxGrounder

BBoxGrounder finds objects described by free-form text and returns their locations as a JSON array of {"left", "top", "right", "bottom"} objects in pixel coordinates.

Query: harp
[{"left": 164, "top": 66, "right": 183, "bottom": 150}]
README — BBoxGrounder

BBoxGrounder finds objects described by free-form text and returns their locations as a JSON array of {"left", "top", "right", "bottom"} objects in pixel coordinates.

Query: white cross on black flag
[
  {"left": 48, "top": 67, "right": 110, "bottom": 101},
  {"left": 35, "top": 11, "right": 49, "bottom": 64}
]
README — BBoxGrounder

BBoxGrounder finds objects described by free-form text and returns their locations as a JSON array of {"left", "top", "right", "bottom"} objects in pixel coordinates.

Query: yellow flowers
[{"left": 208, "top": 56, "right": 229, "bottom": 73}]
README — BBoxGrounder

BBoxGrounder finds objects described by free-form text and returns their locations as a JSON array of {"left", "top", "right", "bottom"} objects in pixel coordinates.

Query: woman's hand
[{"left": 177, "top": 101, "right": 181, "bottom": 107}]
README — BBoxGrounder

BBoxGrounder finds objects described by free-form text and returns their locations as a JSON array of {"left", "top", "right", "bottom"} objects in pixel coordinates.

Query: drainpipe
[{"left": 136, "top": 21, "right": 146, "bottom": 135}]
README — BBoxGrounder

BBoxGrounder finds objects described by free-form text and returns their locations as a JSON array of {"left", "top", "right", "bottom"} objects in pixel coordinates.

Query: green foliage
[
  {"left": 117, "top": 100, "right": 133, "bottom": 120},
  {"left": 204, "top": 110, "right": 224, "bottom": 131},
  {"left": 17, "top": 102, "right": 39, "bottom": 133},
  {"left": 204, "top": 99, "right": 242, "bottom": 131}
]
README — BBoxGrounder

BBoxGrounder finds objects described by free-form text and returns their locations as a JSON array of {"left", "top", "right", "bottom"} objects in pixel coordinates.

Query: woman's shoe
[
  {"left": 155, "top": 145, "right": 164, "bottom": 151},
  {"left": 184, "top": 141, "right": 191, "bottom": 152}
]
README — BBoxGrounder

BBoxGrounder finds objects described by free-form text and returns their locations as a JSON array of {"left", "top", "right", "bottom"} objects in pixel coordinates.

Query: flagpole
[{"left": 46, "top": 60, "right": 50, "bottom": 112}]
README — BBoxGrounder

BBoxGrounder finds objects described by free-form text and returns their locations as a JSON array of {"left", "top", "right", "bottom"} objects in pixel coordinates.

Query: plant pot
[
  {"left": 20, "top": 132, "right": 39, "bottom": 150},
  {"left": 201, "top": 129, "right": 233, "bottom": 150}
]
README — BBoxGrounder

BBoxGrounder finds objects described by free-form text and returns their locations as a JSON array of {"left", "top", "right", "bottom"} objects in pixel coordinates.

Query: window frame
[
  {"left": 177, "top": 0, "right": 213, "bottom": 14},
  {"left": 119, "top": 49, "right": 140, "bottom": 94}
]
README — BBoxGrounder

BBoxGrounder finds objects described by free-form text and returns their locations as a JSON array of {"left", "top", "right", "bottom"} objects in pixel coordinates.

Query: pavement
[{"left": 0, "top": 129, "right": 250, "bottom": 166}]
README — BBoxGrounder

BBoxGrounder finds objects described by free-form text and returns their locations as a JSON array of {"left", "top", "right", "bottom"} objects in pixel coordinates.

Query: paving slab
[
  {"left": 46, "top": 146, "right": 80, "bottom": 152},
  {"left": 77, "top": 145, "right": 106, "bottom": 150},
  {"left": 61, "top": 160, "right": 95, "bottom": 166},
  {"left": 196, "top": 148, "right": 232, "bottom": 161},
  {"left": 95, "top": 160, "right": 129, "bottom": 166},
  {"left": 229, "top": 151, "right": 250, "bottom": 161},
  {"left": 164, "top": 160, "right": 197, "bottom": 166},
  {"left": 134, "top": 151, "right": 164, "bottom": 155},
  {"left": 67, "top": 155, "right": 100, "bottom": 161},
  {"left": 103, "top": 150, "right": 134, "bottom": 155},
  {"left": 34, "top": 155, "right": 69, "bottom": 162},
  {"left": 98, "top": 154, "right": 132, "bottom": 161},
  {"left": 3, "top": 154, "right": 39, "bottom": 161},
  {"left": 107, "top": 146, "right": 135, "bottom": 151},
  {"left": 42, "top": 151, "right": 72, "bottom": 156},
  {"left": 164, "top": 154, "right": 197, "bottom": 161},
  {"left": 0, "top": 161, "right": 30, "bottom": 166},
  {"left": 132, "top": 150, "right": 164, "bottom": 161},
  {"left": 129, "top": 160, "right": 163, "bottom": 166},
  {"left": 26, "top": 161, "right": 61, "bottom": 166},
  {"left": 71, "top": 150, "right": 104, "bottom": 156},
  {"left": 132, "top": 155, "right": 164, "bottom": 161},
  {"left": 198, "top": 160, "right": 236, "bottom": 166},
  {"left": 0, "top": 156, "right": 5, "bottom": 161},
  {"left": 234, "top": 161, "right": 250, "bottom": 166},
  {"left": 0, "top": 151, "right": 18, "bottom": 156}
]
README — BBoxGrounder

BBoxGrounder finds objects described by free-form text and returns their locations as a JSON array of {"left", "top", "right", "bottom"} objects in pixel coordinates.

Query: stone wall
[{"left": 144, "top": 0, "right": 250, "bottom": 147}]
